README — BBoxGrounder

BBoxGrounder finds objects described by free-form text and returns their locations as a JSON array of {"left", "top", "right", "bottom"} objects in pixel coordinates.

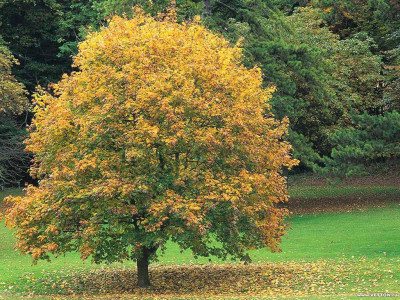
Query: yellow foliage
[{"left": 6, "top": 9, "right": 297, "bottom": 264}]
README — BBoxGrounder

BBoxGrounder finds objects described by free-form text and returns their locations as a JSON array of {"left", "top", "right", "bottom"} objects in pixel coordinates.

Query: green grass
[
  {"left": 160, "top": 203, "right": 400, "bottom": 264},
  {"left": 0, "top": 188, "right": 399, "bottom": 298},
  {"left": 0, "top": 188, "right": 24, "bottom": 201}
]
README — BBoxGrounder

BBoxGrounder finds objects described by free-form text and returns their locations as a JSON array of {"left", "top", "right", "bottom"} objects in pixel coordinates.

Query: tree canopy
[{"left": 5, "top": 10, "right": 296, "bottom": 286}]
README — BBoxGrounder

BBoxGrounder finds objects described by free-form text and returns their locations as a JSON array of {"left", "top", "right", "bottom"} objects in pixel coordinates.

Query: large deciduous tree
[{"left": 5, "top": 10, "right": 296, "bottom": 287}]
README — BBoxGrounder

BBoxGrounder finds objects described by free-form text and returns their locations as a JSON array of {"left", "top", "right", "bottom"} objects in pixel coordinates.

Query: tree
[
  {"left": 92, "top": 0, "right": 170, "bottom": 19},
  {"left": 231, "top": 6, "right": 382, "bottom": 169},
  {"left": 0, "top": 115, "right": 30, "bottom": 188},
  {"left": 383, "top": 29, "right": 400, "bottom": 111},
  {"left": 288, "top": 0, "right": 400, "bottom": 113},
  {"left": 322, "top": 111, "right": 400, "bottom": 177},
  {"left": 5, "top": 10, "right": 297, "bottom": 287},
  {"left": 0, "top": 40, "right": 27, "bottom": 114},
  {"left": 282, "top": 8, "right": 383, "bottom": 161},
  {"left": 0, "top": 0, "right": 96, "bottom": 92},
  {"left": 202, "top": 0, "right": 212, "bottom": 18},
  {"left": 0, "top": 39, "right": 29, "bottom": 187}
]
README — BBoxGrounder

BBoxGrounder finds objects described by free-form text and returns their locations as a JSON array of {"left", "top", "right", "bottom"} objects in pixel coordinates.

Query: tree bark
[
  {"left": 137, "top": 252, "right": 150, "bottom": 287},
  {"left": 136, "top": 245, "right": 157, "bottom": 287},
  {"left": 202, "top": 0, "right": 212, "bottom": 19}
]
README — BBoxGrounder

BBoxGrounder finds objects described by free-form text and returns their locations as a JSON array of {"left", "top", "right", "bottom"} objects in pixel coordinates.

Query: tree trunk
[
  {"left": 137, "top": 252, "right": 150, "bottom": 287},
  {"left": 202, "top": 0, "right": 212, "bottom": 19},
  {"left": 136, "top": 245, "right": 157, "bottom": 287}
]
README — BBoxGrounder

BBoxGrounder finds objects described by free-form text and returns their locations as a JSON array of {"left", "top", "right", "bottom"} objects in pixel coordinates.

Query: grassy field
[{"left": 0, "top": 186, "right": 399, "bottom": 299}]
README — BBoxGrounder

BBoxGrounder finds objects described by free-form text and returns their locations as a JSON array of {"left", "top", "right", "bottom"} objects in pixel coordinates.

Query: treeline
[{"left": 0, "top": 0, "right": 399, "bottom": 186}]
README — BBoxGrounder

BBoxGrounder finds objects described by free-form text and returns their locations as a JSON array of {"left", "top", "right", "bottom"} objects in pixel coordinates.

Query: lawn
[
  {"left": 158, "top": 204, "right": 400, "bottom": 264},
  {"left": 0, "top": 187, "right": 399, "bottom": 299}
]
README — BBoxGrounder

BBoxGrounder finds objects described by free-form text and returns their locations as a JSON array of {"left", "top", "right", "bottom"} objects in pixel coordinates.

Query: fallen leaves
[
  {"left": 7, "top": 257, "right": 400, "bottom": 299},
  {"left": 285, "top": 192, "right": 400, "bottom": 215}
]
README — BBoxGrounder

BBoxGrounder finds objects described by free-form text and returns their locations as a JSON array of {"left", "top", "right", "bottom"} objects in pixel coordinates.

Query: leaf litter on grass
[{"left": 5, "top": 257, "right": 399, "bottom": 299}]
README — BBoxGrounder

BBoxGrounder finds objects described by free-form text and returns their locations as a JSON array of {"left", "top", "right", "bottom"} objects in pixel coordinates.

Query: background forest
[{"left": 0, "top": 0, "right": 399, "bottom": 184}]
